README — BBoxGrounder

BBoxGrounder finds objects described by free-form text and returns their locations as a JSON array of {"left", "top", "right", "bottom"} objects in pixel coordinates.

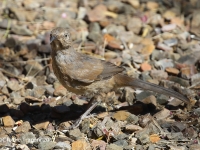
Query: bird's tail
[{"left": 114, "top": 74, "right": 189, "bottom": 104}]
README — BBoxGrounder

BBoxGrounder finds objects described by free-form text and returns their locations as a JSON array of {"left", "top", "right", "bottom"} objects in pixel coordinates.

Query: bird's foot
[{"left": 65, "top": 101, "right": 100, "bottom": 130}]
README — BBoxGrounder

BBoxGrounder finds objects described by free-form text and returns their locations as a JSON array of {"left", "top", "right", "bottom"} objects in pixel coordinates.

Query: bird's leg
[{"left": 70, "top": 96, "right": 101, "bottom": 129}]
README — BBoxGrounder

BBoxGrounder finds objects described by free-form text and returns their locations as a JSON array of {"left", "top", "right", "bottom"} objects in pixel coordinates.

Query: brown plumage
[{"left": 50, "top": 27, "right": 189, "bottom": 128}]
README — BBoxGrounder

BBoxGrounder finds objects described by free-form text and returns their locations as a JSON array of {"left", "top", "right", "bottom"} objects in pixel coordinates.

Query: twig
[
  {"left": 0, "top": 68, "right": 24, "bottom": 80},
  {"left": 9, "top": 58, "right": 50, "bottom": 64}
]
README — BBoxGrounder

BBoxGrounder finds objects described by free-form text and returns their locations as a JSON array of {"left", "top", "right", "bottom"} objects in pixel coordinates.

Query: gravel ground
[{"left": 0, "top": 0, "right": 200, "bottom": 149}]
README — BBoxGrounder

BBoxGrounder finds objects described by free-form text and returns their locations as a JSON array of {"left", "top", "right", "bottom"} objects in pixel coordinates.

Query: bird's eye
[{"left": 64, "top": 34, "right": 69, "bottom": 39}]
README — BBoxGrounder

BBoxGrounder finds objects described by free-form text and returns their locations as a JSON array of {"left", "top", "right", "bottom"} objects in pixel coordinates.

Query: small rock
[
  {"left": 113, "top": 111, "right": 130, "bottom": 121},
  {"left": 38, "top": 141, "right": 56, "bottom": 150},
  {"left": 33, "top": 121, "right": 49, "bottom": 130},
  {"left": 157, "top": 42, "right": 173, "bottom": 51},
  {"left": 168, "top": 76, "right": 190, "bottom": 87},
  {"left": 172, "top": 122, "right": 187, "bottom": 132},
  {"left": 18, "top": 132, "right": 36, "bottom": 144},
  {"left": 25, "top": 61, "right": 43, "bottom": 76},
  {"left": 126, "top": 114, "right": 139, "bottom": 124},
  {"left": 163, "top": 10, "right": 176, "bottom": 20},
  {"left": 165, "top": 67, "right": 179, "bottom": 75},
  {"left": 11, "top": 25, "right": 33, "bottom": 36},
  {"left": 189, "top": 145, "right": 200, "bottom": 150},
  {"left": 16, "top": 144, "right": 30, "bottom": 150},
  {"left": 150, "top": 70, "right": 168, "bottom": 80},
  {"left": 45, "top": 85, "right": 55, "bottom": 96},
  {"left": 0, "top": 135, "right": 12, "bottom": 146},
  {"left": 162, "top": 24, "right": 176, "bottom": 32},
  {"left": 140, "top": 62, "right": 151, "bottom": 71},
  {"left": 127, "top": 0, "right": 140, "bottom": 8},
  {"left": 141, "top": 95, "right": 157, "bottom": 107},
  {"left": 15, "top": 121, "right": 31, "bottom": 133},
  {"left": 89, "top": 22, "right": 101, "bottom": 33},
  {"left": 127, "top": 17, "right": 142, "bottom": 34},
  {"left": 69, "top": 129, "right": 83, "bottom": 140},
  {"left": 168, "top": 99, "right": 184, "bottom": 107},
  {"left": 125, "top": 124, "right": 143, "bottom": 131},
  {"left": 54, "top": 81, "right": 68, "bottom": 96},
  {"left": 146, "top": 1, "right": 158, "bottom": 10},
  {"left": 33, "top": 86, "right": 46, "bottom": 98},
  {"left": 36, "top": 76, "right": 47, "bottom": 86},
  {"left": 136, "top": 91, "right": 153, "bottom": 101},
  {"left": 153, "top": 108, "right": 171, "bottom": 120},
  {"left": 7, "top": 79, "right": 22, "bottom": 91},
  {"left": 2, "top": 115, "right": 15, "bottom": 127},
  {"left": 10, "top": 91, "right": 25, "bottom": 105},
  {"left": 47, "top": 72, "right": 57, "bottom": 84},
  {"left": 87, "top": 4, "right": 107, "bottom": 22},
  {"left": 55, "top": 141, "right": 71, "bottom": 150},
  {"left": 183, "top": 127, "right": 198, "bottom": 139},
  {"left": 72, "top": 139, "right": 90, "bottom": 150},
  {"left": 88, "top": 32, "right": 103, "bottom": 43},
  {"left": 154, "top": 59, "right": 174, "bottom": 70},
  {"left": 22, "top": 0, "right": 40, "bottom": 10},
  {"left": 113, "top": 140, "right": 128, "bottom": 147},
  {"left": 163, "top": 38, "right": 178, "bottom": 47},
  {"left": 91, "top": 140, "right": 107, "bottom": 150},
  {"left": 106, "top": 143, "right": 123, "bottom": 150},
  {"left": 181, "top": 66, "right": 194, "bottom": 79},
  {"left": 156, "top": 95, "right": 169, "bottom": 105}
]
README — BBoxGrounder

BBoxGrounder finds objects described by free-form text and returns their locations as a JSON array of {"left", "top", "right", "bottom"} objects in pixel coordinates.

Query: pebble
[
  {"left": 153, "top": 108, "right": 171, "bottom": 120},
  {"left": 113, "top": 140, "right": 128, "bottom": 147},
  {"left": 69, "top": 129, "right": 83, "bottom": 140},
  {"left": 54, "top": 141, "right": 71, "bottom": 150},
  {"left": 127, "top": 17, "right": 142, "bottom": 34},
  {"left": 71, "top": 139, "right": 90, "bottom": 150},
  {"left": 18, "top": 132, "right": 36, "bottom": 144},
  {"left": 113, "top": 111, "right": 131, "bottom": 121},
  {"left": 106, "top": 143, "right": 123, "bottom": 150},
  {"left": 146, "top": 1, "right": 158, "bottom": 10},
  {"left": 7, "top": 79, "right": 22, "bottom": 91},
  {"left": 11, "top": 25, "right": 33, "bottom": 36},
  {"left": 162, "top": 24, "right": 176, "bottom": 32},
  {"left": 53, "top": 81, "right": 68, "bottom": 96},
  {"left": 140, "top": 62, "right": 151, "bottom": 71},
  {"left": 2, "top": 115, "right": 15, "bottom": 127},
  {"left": 15, "top": 121, "right": 31, "bottom": 133},
  {"left": 33, "top": 121, "right": 49, "bottom": 130},
  {"left": 16, "top": 144, "right": 30, "bottom": 150},
  {"left": 47, "top": 72, "right": 57, "bottom": 84},
  {"left": 10, "top": 91, "right": 25, "bottom": 105},
  {"left": 150, "top": 70, "right": 168, "bottom": 80},
  {"left": 33, "top": 86, "right": 46, "bottom": 98},
  {"left": 165, "top": 67, "right": 180, "bottom": 75},
  {"left": 38, "top": 141, "right": 56, "bottom": 150},
  {"left": 22, "top": 0, "right": 40, "bottom": 10},
  {"left": 125, "top": 124, "right": 143, "bottom": 131},
  {"left": 91, "top": 140, "right": 106, "bottom": 150},
  {"left": 25, "top": 61, "right": 43, "bottom": 76}
]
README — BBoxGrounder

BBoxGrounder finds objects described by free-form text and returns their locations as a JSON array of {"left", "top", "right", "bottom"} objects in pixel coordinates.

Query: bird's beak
[{"left": 50, "top": 36, "right": 56, "bottom": 43}]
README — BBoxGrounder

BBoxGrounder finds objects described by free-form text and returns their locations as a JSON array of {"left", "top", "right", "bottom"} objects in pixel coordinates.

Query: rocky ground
[{"left": 0, "top": 0, "right": 200, "bottom": 149}]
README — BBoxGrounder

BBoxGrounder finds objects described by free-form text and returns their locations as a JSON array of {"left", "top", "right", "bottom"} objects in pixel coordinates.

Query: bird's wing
[{"left": 55, "top": 50, "right": 124, "bottom": 83}]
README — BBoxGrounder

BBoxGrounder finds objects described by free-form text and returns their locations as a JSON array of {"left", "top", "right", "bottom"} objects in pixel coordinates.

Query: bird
[{"left": 50, "top": 27, "right": 189, "bottom": 128}]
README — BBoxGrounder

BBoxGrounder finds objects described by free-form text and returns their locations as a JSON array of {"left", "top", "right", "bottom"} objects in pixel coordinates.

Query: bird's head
[{"left": 50, "top": 27, "right": 72, "bottom": 51}]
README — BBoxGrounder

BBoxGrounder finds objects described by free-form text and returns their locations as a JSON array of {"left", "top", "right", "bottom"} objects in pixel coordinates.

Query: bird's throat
[{"left": 51, "top": 40, "right": 64, "bottom": 51}]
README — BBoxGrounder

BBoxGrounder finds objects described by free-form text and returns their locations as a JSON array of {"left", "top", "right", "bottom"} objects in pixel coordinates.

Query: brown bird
[{"left": 50, "top": 27, "right": 189, "bottom": 128}]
